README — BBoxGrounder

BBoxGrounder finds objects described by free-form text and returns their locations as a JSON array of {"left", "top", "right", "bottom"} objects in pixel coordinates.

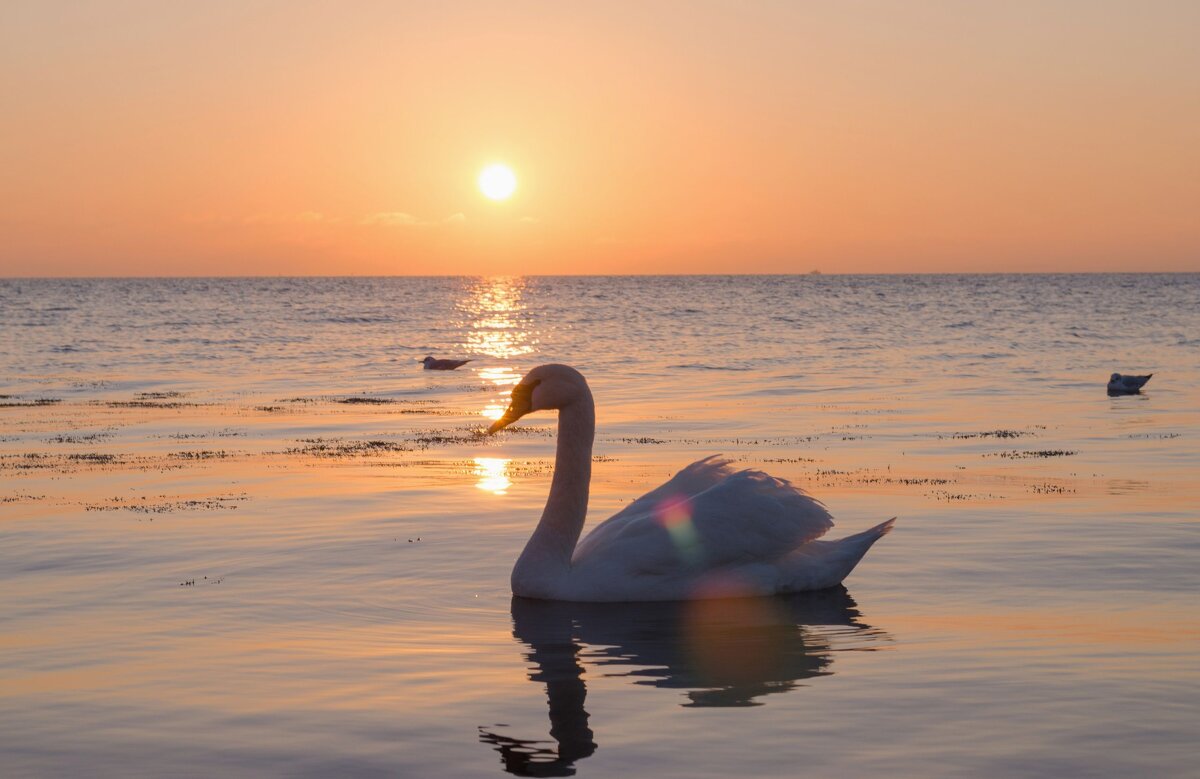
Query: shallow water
[{"left": 1, "top": 275, "right": 1198, "bottom": 777}]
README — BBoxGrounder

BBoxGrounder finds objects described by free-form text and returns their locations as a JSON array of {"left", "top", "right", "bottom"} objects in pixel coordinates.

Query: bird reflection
[{"left": 479, "top": 587, "right": 887, "bottom": 776}]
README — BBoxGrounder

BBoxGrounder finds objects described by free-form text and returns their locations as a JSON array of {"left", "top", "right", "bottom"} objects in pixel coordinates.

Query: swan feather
[{"left": 574, "top": 456, "right": 833, "bottom": 574}]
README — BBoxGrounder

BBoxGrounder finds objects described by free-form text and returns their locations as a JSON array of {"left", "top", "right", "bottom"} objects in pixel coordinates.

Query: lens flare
[{"left": 656, "top": 496, "right": 704, "bottom": 566}]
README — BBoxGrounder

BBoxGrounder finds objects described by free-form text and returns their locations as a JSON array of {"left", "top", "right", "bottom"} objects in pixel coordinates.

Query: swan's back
[{"left": 573, "top": 456, "right": 834, "bottom": 575}]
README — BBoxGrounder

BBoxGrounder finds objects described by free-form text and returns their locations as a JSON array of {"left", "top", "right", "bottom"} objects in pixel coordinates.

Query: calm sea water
[{"left": 1, "top": 275, "right": 1197, "bottom": 777}]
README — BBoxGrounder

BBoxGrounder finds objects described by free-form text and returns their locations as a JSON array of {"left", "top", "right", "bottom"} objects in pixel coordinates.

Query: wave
[
  {"left": 317, "top": 315, "right": 397, "bottom": 324},
  {"left": 666, "top": 364, "right": 753, "bottom": 371}
]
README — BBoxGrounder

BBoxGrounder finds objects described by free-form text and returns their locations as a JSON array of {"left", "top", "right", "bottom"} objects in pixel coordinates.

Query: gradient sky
[{"left": 2, "top": 1, "right": 1198, "bottom": 276}]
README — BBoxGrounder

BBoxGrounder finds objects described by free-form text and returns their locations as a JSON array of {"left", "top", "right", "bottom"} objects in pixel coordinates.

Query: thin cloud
[
  {"left": 360, "top": 212, "right": 420, "bottom": 226},
  {"left": 361, "top": 212, "right": 466, "bottom": 227},
  {"left": 243, "top": 212, "right": 331, "bottom": 225}
]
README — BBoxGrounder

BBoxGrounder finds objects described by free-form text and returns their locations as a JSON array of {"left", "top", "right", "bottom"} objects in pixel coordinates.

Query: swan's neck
[{"left": 514, "top": 394, "right": 594, "bottom": 586}]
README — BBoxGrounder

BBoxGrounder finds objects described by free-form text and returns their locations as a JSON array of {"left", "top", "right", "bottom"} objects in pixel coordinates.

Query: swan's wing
[
  {"left": 575, "top": 458, "right": 833, "bottom": 573},
  {"left": 574, "top": 456, "right": 732, "bottom": 559},
  {"left": 611, "top": 455, "right": 736, "bottom": 522},
  {"left": 682, "top": 469, "right": 835, "bottom": 567}
]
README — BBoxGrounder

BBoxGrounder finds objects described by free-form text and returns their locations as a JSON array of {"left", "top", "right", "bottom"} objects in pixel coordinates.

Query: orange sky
[{"left": 1, "top": 1, "right": 1197, "bottom": 276}]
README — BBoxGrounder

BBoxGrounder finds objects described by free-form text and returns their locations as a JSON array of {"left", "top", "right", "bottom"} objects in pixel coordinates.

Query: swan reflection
[{"left": 480, "top": 588, "right": 888, "bottom": 776}]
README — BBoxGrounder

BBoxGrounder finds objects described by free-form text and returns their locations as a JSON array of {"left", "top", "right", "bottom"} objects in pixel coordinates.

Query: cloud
[
  {"left": 360, "top": 212, "right": 466, "bottom": 228},
  {"left": 360, "top": 211, "right": 420, "bottom": 226},
  {"left": 183, "top": 212, "right": 334, "bottom": 225},
  {"left": 242, "top": 212, "right": 331, "bottom": 225}
]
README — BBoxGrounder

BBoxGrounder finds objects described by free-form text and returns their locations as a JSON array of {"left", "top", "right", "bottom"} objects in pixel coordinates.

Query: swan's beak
[
  {"left": 487, "top": 380, "right": 538, "bottom": 434},
  {"left": 487, "top": 410, "right": 520, "bottom": 435}
]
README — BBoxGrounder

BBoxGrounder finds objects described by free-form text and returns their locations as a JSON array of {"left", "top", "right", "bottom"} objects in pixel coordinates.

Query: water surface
[{"left": 2, "top": 275, "right": 1197, "bottom": 777}]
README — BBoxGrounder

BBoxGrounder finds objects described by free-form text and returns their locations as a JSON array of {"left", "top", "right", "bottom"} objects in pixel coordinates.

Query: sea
[{"left": 1, "top": 275, "right": 1197, "bottom": 777}]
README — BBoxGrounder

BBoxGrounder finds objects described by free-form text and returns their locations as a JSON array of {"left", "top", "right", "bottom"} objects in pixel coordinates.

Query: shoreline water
[{"left": 2, "top": 274, "right": 1197, "bottom": 777}]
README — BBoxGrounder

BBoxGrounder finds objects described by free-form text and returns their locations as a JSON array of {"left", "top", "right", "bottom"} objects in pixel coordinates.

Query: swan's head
[
  {"left": 488, "top": 364, "right": 590, "bottom": 434},
  {"left": 1110, "top": 373, "right": 1121, "bottom": 382}
]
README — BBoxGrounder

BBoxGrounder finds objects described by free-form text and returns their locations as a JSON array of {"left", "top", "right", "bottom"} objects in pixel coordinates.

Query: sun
[{"left": 478, "top": 164, "right": 517, "bottom": 201}]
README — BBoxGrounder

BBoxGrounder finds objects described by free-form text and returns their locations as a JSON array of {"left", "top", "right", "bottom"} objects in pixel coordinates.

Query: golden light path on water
[
  {"left": 457, "top": 276, "right": 537, "bottom": 423},
  {"left": 458, "top": 276, "right": 535, "bottom": 360},
  {"left": 478, "top": 366, "right": 520, "bottom": 421},
  {"left": 474, "top": 457, "right": 513, "bottom": 495}
]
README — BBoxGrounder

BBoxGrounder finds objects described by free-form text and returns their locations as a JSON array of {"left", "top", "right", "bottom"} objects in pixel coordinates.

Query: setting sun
[{"left": 478, "top": 164, "right": 517, "bottom": 201}]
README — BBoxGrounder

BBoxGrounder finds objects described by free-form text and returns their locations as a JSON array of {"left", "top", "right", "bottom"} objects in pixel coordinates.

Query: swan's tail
[
  {"left": 845, "top": 517, "right": 896, "bottom": 546},
  {"left": 782, "top": 518, "right": 895, "bottom": 592}
]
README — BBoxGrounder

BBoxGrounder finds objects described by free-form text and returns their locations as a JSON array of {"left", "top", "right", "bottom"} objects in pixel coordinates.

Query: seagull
[
  {"left": 1107, "top": 373, "right": 1152, "bottom": 395},
  {"left": 421, "top": 355, "right": 472, "bottom": 371}
]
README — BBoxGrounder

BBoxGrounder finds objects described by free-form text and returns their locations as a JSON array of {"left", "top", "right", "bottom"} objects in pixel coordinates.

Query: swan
[
  {"left": 487, "top": 364, "right": 895, "bottom": 602},
  {"left": 421, "top": 355, "right": 472, "bottom": 370},
  {"left": 1107, "top": 372, "right": 1152, "bottom": 395}
]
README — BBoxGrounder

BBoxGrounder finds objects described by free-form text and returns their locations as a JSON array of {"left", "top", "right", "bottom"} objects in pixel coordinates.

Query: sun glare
[{"left": 478, "top": 164, "right": 517, "bottom": 200}]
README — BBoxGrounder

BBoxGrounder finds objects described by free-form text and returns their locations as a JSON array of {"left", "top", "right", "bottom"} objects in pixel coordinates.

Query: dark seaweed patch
[
  {"left": 168, "top": 450, "right": 233, "bottom": 460},
  {"left": 106, "top": 401, "right": 189, "bottom": 409},
  {"left": 1030, "top": 483, "right": 1075, "bottom": 494},
  {"left": 285, "top": 438, "right": 413, "bottom": 457},
  {"left": 990, "top": 450, "right": 1077, "bottom": 459},
  {"left": 86, "top": 493, "right": 247, "bottom": 513},
  {"left": 66, "top": 453, "right": 121, "bottom": 464},
  {"left": 48, "top": 432, "right": 113, "bottom": 444},
  {"left": 0, "top": 398, "right": 61, "bottom": 407}
]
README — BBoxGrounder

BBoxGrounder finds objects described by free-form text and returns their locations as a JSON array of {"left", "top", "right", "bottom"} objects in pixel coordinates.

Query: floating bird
[
  {"left": 1107, "top": 373, "right": 1152, "bottom": 395},
  {"left": 421, "top": 355, "right": 472, "bottom": 371},
  {"left": 487, "top": 364, "right": 894, "bottom": 602}
]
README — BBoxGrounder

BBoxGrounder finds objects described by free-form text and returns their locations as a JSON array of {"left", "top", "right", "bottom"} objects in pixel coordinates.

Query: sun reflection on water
[
  {"left": 474, "top": 457, "right": 513, "bottom": 495},
  {"left": 459, "top": 277, "right": 537, "bottom": 421},
  {"left": 459, "top": 277, "right": 536, "bottom": 360}
]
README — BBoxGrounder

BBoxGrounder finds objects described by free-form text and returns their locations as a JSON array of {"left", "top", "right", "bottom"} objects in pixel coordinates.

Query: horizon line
[{"left": 3, "top": 270, "right": 1198, "bottom": 281}]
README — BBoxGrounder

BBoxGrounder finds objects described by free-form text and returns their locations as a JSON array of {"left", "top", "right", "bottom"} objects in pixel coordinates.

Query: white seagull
[{"left": 1107, "top": 373, "right": 1152, "bottom": 395}]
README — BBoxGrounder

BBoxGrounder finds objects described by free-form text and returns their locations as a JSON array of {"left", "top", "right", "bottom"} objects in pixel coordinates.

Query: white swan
[{"left": 487, "top": 364, "right": 895, "bottom": 602}]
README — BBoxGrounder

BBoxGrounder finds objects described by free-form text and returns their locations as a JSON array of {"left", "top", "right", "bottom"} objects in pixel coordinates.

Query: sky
[{"left": 1, "top": 0, "right": 1198, "bottom": 276}]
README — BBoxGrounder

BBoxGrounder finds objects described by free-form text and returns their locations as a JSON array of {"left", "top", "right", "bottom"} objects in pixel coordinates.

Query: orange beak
[{"left": 487, "top": 380, "right": 539, "bottom": 434}]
